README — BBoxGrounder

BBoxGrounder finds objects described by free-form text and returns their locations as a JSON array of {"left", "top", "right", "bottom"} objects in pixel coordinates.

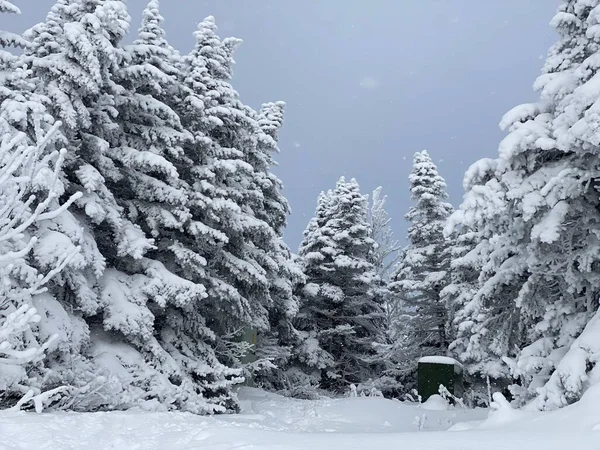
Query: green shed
[{"left": 417, "top": 356, "right": 463, "bottom": 401}]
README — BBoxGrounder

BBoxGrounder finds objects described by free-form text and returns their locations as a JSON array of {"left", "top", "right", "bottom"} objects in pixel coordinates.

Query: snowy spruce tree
[
  {"left": 175, "top": 16, "right": 267, "bottom": 346},
  {"left": 23, "top": 0, "right": 152, "bottom": 310},
  {"left": 369, "top": 186, "right": 401, "bottom": 278},
  {"left": 108, "top": 0, "right": 242, "bottom": 414},
  {"left": 366, "top": 186, "right": 404, "bottom": 395},
  {"left": 176, "top": 16, "right": 297, "bottom": 373},
  {"left": 294, "top": 177, "right": 385, "bottom": 393},
  {"left": 113, "top": 0, "right": 191, "bottom": 244},
  {"left": 513, "top": 0, "right": 600, "bottom": 409},
  {"left": 388, "top": 151, "right": 454, "bottom": 374},
  {"left": 13, "top": 0, "right": 242, "bottom": 413},
  {"left": 450, "top": 0, "right": 600, "bottom": 409},
  {"left": 0, "top": 121, "right": 81, "bottom": 411},
  {"left": 251, "top": 101, "right": 304, "bottom": 390},
  {"left": 0, "top": 0, "right": 108, "bottom": 411},
  {"left": 443, "top": 158, "right": 512, "bottom": 404},
  {"left": 19, "top": 0, "right": 174, "bottom": 411},
  {"left": 287, "top": 190, "right": 336, "bottom": 395}
]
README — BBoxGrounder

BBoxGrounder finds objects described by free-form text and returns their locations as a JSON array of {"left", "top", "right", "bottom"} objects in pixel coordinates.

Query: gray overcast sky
[{"left": 1, "top": 1, "right": 560, "bottom": 250}]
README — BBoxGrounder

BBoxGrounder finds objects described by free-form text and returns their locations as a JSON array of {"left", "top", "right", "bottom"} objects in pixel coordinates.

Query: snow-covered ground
[{"left": 1, "top": 386, "right": 599, "bottom": 449}]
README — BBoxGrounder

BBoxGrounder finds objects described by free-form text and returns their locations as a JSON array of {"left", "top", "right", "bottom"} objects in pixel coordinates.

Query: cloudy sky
[{"left": 2, "top": 1, "right": 560, "bottom": 250}]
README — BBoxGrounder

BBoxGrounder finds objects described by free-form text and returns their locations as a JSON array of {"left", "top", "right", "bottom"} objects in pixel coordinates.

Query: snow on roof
[{"left": 418, "top": 356, "right": 463, "bottom": 371}]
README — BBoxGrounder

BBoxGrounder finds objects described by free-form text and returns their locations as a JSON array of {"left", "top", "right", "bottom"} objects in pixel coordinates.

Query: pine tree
[
  {"left": 251, "top": 101, "right": 304, "bottom": 390},
  {"left": 0, "top": 121, "right": 82, "bottom": 411},
  {"left": 443, "top": 158, "right": 511, "bottom": 404},
  {"left": 16, "top": 0, "right": 244, "bottom": 414},
  {"left": 289, "top": 191, "right": 336, "bottom": 395},
  {"left": 113, "top": 0, "right": 191, "bottom": 244},
  {"left": 23, "top": 0, "right": 152, "bottom": 309},
  {"left": 369, "top": 186, "right": 400, "bottom": 277},
  {"left": 295, "top": 177, "right": 385, "bottom": 393},
  {"left": 366, "top": 186, "right": 404, "bottom": 396},
  {"left": 389, "top": 150, "right": 454, "bottom": 371},
  {"left": 19, "top": 0, "right": 164, "bottom": 411},
  {"left": 0, "top": 0, "right": 109, "bottom": 411},
  {"left": 176, "top": 17, "right": 277, "bottom": 359},
  {"left": 451, "top": 0, "right": 600, "bottom": 409},
  {"left": 107, "top": 0, "right": 242, "bottom": 414},
  {"left": 510, "top": 0, "right": 600, "bottom": 408}
]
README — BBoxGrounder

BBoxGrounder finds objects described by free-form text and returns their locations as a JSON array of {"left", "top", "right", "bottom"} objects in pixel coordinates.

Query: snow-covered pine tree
[
  {"left": 104, "top": 0, "right": 241, "bottom": 414},
  {"left": 450, "top": 0, "right": 600, "bottom": 409},
  {"left": 23, "top": 0, "right": 152, "bottom": 311},
  {"left": 366, "top": 186, "right": 404, "bottom": 396},
  {"left": 0, "top": 120, "right": 82, "bottom": 411},
  {"left": 18, "top": 0, "right": 163, "bottom": 411},
  {"left": 176, "top": 17, "right": 280, "bottom": 366},
  {"left": 114, "top": 0, "right": 191, "bottom": 244},
  {"left": 294, "top": 177, "right": 385, "bottom": 393},
  {"left": 494, "top": 0, "right": 600, "bottom": 408},
  {"left": 389, "top": 150, "right": 454, "bottom": 373},
  {"left": 15, "top": 0, "right": 241, "bottom": 414},
  {"left": 288, "top": 190, "right": 337, "bottom": 395},
  {"left": 0, "top": 0, "right": 110, "bottom": 412},
  {"left": 443, "top": 158, "right": 513, "bottom": 404},
  {"left": 369, "top": 186, "right": 401, "bottom": 278},
  {"left": 441, "top": 226, "right": 479, "bottom": 351},
  {"left": 251, "top": 101, "right": 304, "bottom": 391}
]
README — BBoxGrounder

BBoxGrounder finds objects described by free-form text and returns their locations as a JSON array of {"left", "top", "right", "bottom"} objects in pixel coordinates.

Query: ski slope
[{"left": 1, "top": 386, "right": 598, "bottom": 449}]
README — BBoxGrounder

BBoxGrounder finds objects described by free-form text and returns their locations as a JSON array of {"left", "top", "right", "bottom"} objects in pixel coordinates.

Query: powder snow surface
[{"left": 1, "top": 387, "right": 598, "bottom": 449}]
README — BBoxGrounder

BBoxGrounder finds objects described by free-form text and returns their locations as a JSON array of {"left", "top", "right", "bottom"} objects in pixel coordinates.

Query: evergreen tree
[
  {"left": 113, "top": 0, "right": 190, "bottom": 244},
  {"left": 0, "top": 0, "right": 108, "bottom": 411},
  {"left": 20, "top": 0, "right": 163, "bottom": 411},
  {"left": 295, "top": 177, "right": 385, "bottom": 393},
  {"left": 510, "top": 0, "right": 600, "bottom": 408},
  {"left": 0, "top": 122, "right": 81, "bottom": 411},
  {"left": 252, "top": 102, "right": 304, "bottom": 390},
  {"left": 176, "top": 17, "right": 279, "bottom": 362},
  {"left": 369, "top": 186, "right": 400, "bottom": 277},
  {"left": 443, "top": 158, "right": 510, "bottom": 404},
  {"left": 24, "top": 0, "right": 152, "bottom": 310},
  {"left": 451, "top": 0, "right": 600, "bottom": 409},
  {"left": 108, "top": 0, "right": 241, "bottom": 414},
  {"left": 18, "top": 0, "right": 241, "bottom": 413},
  {"left": 366, "top": 186, "right": 403, "bottom": 396},
  {"left": 389, "top": 151, "right": 454, "bottom": 371}
]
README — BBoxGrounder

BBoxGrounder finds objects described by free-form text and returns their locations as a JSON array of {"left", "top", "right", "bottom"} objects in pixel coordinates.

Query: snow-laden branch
[
  {"left": 369, "top": 186, "right": 401, "bottom": 277},
  {"left": 0, "top": 120, "right": 81, "bottom": 411}
]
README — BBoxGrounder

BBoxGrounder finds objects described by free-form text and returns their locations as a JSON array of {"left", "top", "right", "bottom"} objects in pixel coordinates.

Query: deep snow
[{"left": 1, "top": 387, "right": 599, "bottom": 449}]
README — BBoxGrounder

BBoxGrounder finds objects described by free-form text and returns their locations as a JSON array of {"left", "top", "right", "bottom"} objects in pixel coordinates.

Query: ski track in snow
[{"left": 0, "top": 387, "right": 597, "bottom": 450}]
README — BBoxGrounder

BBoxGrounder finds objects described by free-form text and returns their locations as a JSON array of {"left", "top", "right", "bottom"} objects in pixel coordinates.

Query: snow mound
[{"left": 420, "top": 394, "right": 449, "bottom": 411}]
